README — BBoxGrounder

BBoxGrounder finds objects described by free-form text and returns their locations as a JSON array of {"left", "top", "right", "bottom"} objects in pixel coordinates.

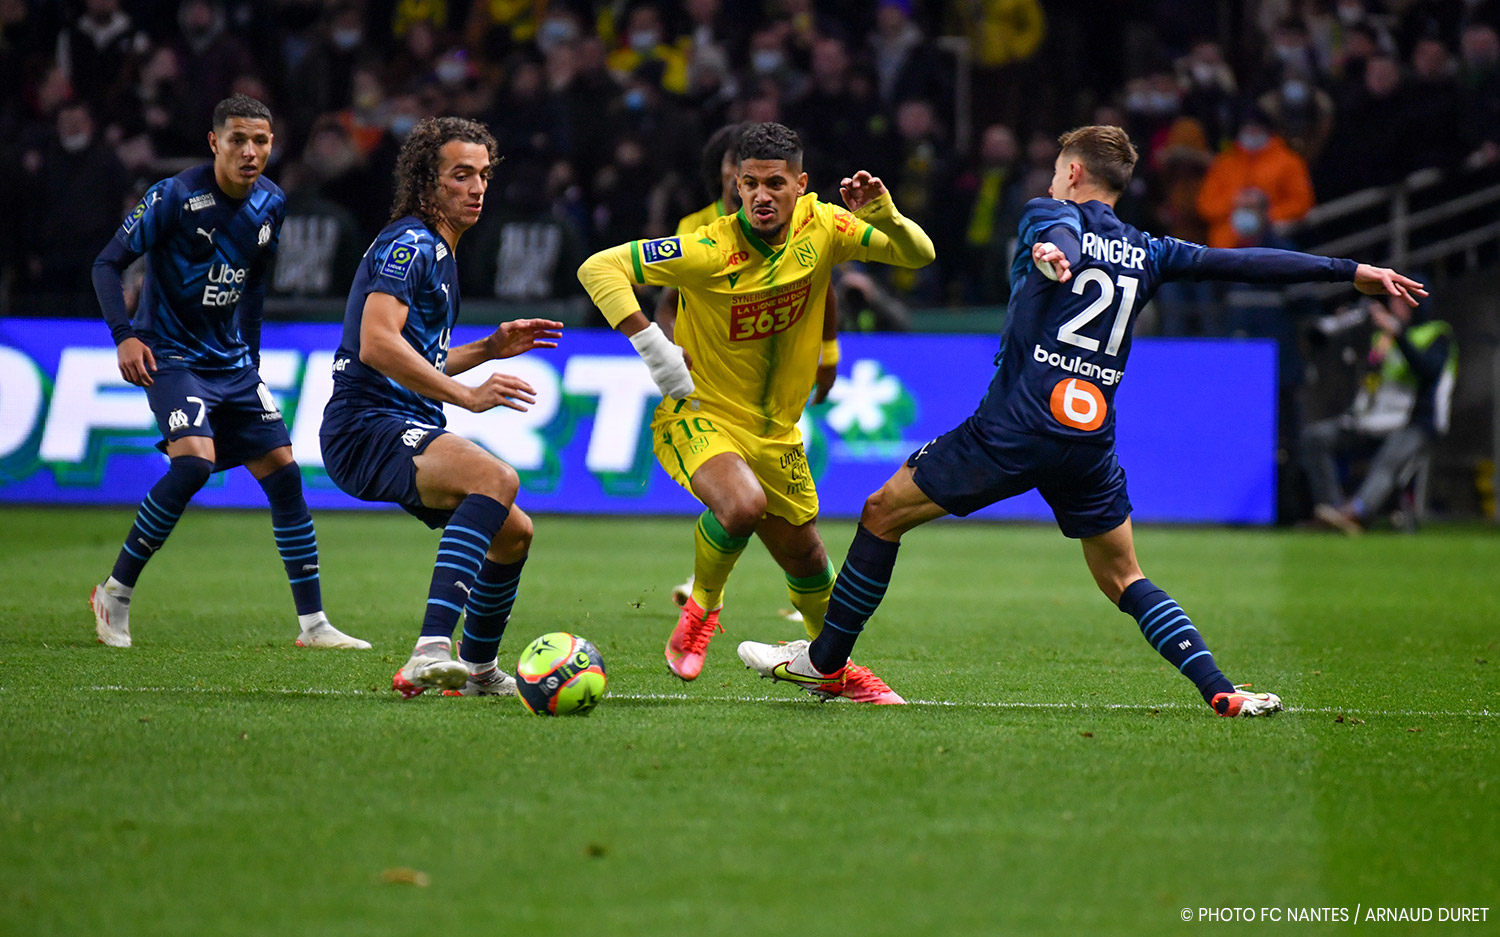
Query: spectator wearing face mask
[
  {"left": 1256, "top": 64, "right": 1335, "bottom": 162},
  {"left": 1178, "top": 40, "right": 1239, "bottom": 149},
  {"left": 1196, "top": 109, "right": 1315, "bottom": 248},
  {"left": 606, "top": 3, "right": 689, "bottom": 96},
  {"left": 19, "top": 100, "right": 128, "bottom": 316},
  {"left": 1402, "top": 36, "right": 1463, "bottom": 172}
]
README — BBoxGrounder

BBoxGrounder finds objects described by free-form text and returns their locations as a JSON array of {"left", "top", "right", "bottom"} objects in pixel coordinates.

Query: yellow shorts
[{"left": 652, "top": 402, "right": 818, "bottom": 525}]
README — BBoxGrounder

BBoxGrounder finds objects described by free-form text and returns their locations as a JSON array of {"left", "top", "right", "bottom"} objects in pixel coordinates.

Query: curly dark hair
[
  {"left": 389, "top": 116, "right": 500, "bottom": 225},
  {"left": 736, "top": 122, "right": 802, "bottom": 168}
]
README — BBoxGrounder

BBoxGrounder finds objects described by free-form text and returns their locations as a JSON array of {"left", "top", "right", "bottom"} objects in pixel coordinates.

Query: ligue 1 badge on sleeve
[{"left": 258, "top": 222, "right": 271, "bottom": 246}]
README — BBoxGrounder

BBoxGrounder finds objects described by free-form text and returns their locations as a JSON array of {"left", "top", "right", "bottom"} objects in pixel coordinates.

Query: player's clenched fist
[{"left": 462, "top": 372, "right": 537, "bottom": 413}]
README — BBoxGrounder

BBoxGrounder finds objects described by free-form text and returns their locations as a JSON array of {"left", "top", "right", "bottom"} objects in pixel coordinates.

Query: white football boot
[
  {"left": 295, "top": 614, "right": 372, "bottom": 649},
  {"left": 90, "top": 582, "right": 132, "bottom": 648},
  {"left": 1211, "top": 685, "right": 1284, "bottom": 717},
  {"left": 392, "top": 639, "right": 469, "bottom": 699}
]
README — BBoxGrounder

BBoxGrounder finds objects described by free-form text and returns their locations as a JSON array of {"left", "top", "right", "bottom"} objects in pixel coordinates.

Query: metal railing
[{"left": 1297, "top": 167, "right": 1500, "bottom": 292}]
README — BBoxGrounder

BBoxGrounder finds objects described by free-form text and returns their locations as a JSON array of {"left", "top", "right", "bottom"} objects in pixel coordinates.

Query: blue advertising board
[{"left": 0, "top": 320, "right": 1276, "bottom": 524}]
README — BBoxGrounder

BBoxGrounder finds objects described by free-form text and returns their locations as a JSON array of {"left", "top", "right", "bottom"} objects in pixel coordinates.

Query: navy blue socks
[
  {"left": 257, "top": 462, "right": 323, "bottom": 616},
  {"left": 1118, "top": 578, "right": 1234, "bottom": 703},
  {"left": 110, "top": 455, "right": 213, "bottom": 587},
  {"left": 809, "top": 524, "right": 899, "bottom": 675},
  {"left": 458, "top": 557, "right": 526, "bottom": 665},
  {"left": 420, "top": 494, "right": 509, "bottom": 640}
]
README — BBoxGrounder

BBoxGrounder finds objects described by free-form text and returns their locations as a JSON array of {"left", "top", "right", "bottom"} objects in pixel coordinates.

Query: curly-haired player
[{"left": 321, "top": 117, "right": 564, "bottom": 698}]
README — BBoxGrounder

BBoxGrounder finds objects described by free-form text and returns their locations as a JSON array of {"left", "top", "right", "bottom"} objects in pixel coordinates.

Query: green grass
[{"left": 2, "top": 508, "right": 1496, "bottom": 937}]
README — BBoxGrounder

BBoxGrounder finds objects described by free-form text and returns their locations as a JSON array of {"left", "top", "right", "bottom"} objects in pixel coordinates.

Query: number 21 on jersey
[{"left": 1056, "top": 270, "right": 1139, "bottom": 356}]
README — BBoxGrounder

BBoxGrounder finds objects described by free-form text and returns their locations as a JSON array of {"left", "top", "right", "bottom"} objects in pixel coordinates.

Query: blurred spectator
[
  {"left": 887, "top": 98, "right": 957, "bottom": 302},
  {"left": 466, "top": 0, "right": 544, "bottom": 64},
  {"left": 955, "top": 122, "right": 1020, "bottom": 304},
  {"left": 606, "top": 3, "right": 689, "bottom": 96},
  {"left": 786, "top": 36, "right": 879, "bottom": 187},
  {"left": 592, "top": 136, "right": 653, "bottom": 247},
  {"left": 1177, "top": 39, "right": 1239, "bottom": 148},
  {"left": 745, "top": 24, "right": 807, "bottom": 104},
  {"left": 383, "top": 19, "right": 439, "bottom": 94},
  {"left": 1404, "top": 35, "right": 1463, "bottom": 172},
  {"left": 270, "top": 161, "right": 363, "bottom": 298},
  {"left": 1217, "top": 187, "right": 1303, "bottom": 338},
  {"left": 1001, "top": 129, "right": 1059, "bottom": 238},
  {"left": 173, "top": 0, "right": 254, "bottom": 129},
  {"left": 461, "top": 161, "right": 589, "bottom": 302},
  {"left": 19, "top": 101, "right": 128, "bottom": 316},
  {"left": 1150, "top": 116, "right": 1213, "bottom": 243},
  {"left": 285, "top": 4, "right": 365, "bottom": 144},
  {"left": 1256, "top": 64, "right": 1335, "bottom": 162},
  {"left": 1458, "top": 22, "right": 1500, "bottom": 168},
  {"left": 1301, "top": 297, "right": 1456, "bottom": 534},
  {"left": 1123, "top": 71, "right": 1185, "bottom": 162},
  {"left": 1197, "top": 108, "right": 1314, "bottom": 248},
  {"left": 336, "top": 65, "right": 394, "bottom": 158},
  {"left": 302, "top": 116, "right": 384, "bottom": 238},
  {"left": 1149, "top": 117, "right": 1215, "bottom": 337},
  {"left": 868, "top": 0, "right": 949, "bottom": 110},
  {"left": 54, "top": 0, "right": 146, "bottom": 110},
  {"left": 114, "top": 45, "right": 197, "bottom": 159},
  {"left": 484, "top": 58, "right": 570, "bottom": 182},
  {"left": 1315, "top": 52, "right": 1409, "bottom": 197},
  {"left": 1257, "top": 16, "right": 1323, "bottom": 92},
  {"left": 1321, "top": 0, "right": 1396, "bottom": 80}
]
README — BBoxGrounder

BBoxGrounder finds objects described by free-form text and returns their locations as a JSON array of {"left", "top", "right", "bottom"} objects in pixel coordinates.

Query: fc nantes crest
[{"left": 793, "top": 240, "right": 818, "bottom": 268}]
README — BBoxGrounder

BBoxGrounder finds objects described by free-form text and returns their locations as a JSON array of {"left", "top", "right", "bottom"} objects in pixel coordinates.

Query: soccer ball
[{"left": 515, "top": 632, "right": 607, "bottom": 716}]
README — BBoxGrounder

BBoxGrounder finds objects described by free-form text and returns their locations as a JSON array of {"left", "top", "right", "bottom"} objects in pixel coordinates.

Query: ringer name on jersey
[{"left": 1081, "top": 232, "right": 1145, "bottom": 270}]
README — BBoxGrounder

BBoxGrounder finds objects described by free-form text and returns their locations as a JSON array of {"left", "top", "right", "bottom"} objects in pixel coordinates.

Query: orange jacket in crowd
[{"left": 1195, "top": 135, "right": 1315, "bottom": 248}]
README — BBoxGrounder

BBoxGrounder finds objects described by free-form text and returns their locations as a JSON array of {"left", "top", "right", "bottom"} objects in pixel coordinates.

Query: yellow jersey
[
  {"left": 579, "top": 191, "right": 935, "bottom": 436},
  {"left": 676, "top": 199, "right": 727, "bottom": 236}
]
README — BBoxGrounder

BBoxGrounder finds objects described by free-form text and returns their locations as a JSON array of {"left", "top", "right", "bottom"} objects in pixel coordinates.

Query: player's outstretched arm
[
  {"left": 443, "top": 318, "right": 564, "bottom": 376},
  {"left": 577, "top": 245, "right": 694, "bottom": 399},
  {"left": 840, "top": 171, "right": 936, "bottom": 269},
  {"left": 360, "top": 292, "right": 536, "bottom": 413},
  {"left": 1158, "top": 238, "right": 1428, "bottom": 302}
]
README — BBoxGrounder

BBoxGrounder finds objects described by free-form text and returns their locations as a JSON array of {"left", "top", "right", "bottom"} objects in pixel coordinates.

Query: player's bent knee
[{"left": 716, "top": 495, "right": 766, "bottom": 538}]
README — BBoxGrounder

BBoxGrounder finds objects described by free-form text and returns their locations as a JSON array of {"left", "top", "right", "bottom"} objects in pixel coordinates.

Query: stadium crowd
[{"left": 1, "top": 0, "right": 1498, "bottom": 323}]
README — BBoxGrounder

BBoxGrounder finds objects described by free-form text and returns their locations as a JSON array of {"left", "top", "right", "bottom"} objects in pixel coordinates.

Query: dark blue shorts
[
  {"left": 145, "top": 365, "right": 291, "bottom": 471},
  {"left": 907, "top": 416, "right": 1131, "bottom": 539},
  {"left": 320, "top": 409, "right": 454, "bottom": 529}
]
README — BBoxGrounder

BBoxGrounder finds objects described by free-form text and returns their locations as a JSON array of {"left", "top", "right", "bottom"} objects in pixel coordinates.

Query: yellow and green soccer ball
[{"left": 516, "top": 632, "right": 607, "bottom": 716}]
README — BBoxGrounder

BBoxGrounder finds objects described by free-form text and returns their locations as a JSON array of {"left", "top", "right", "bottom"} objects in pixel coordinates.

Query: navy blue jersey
[
  {"left": 98, "top": 165, "right": 284, "bottom": 371},
  {"left": 980, "top": 198, "right": 1357, "bottom": 445},
  {"left": 326, "top": 217, "right": 460, "bottom": 427}
]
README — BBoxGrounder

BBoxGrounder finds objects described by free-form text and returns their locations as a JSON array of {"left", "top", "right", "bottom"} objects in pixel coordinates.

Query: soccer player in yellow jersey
[
  {"left": 577, "top": 122, "right": 935, "bottom": 703},
  {"left": 659, "top": 123, "right": 838, "bottom": 625}
]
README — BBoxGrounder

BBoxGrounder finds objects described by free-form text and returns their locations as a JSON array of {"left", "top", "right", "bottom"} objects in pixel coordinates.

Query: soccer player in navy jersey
[
  {"left": 740, "top": 125, "right": 1427, "bottom": 715},
  {"left": 320, "top": 117, "right": 563, "bottom": 699},
  {"left": 89, "top": 94, "right": 369, "bottom": 650}
]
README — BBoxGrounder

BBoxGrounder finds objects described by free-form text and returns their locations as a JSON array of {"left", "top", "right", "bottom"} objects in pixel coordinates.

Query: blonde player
[{"left": 577, "top": 122, "right": 935, "bottom": 703}]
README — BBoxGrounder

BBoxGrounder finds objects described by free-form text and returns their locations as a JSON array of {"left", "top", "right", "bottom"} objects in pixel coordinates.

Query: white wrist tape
[{"left": 629, "top": 323, "right": 695, "bottom": 399}]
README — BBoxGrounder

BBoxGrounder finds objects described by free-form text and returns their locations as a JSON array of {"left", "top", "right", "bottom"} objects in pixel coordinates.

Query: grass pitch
[{"left": 1, "top": 507, "right": 1496, "bottom": 936}]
